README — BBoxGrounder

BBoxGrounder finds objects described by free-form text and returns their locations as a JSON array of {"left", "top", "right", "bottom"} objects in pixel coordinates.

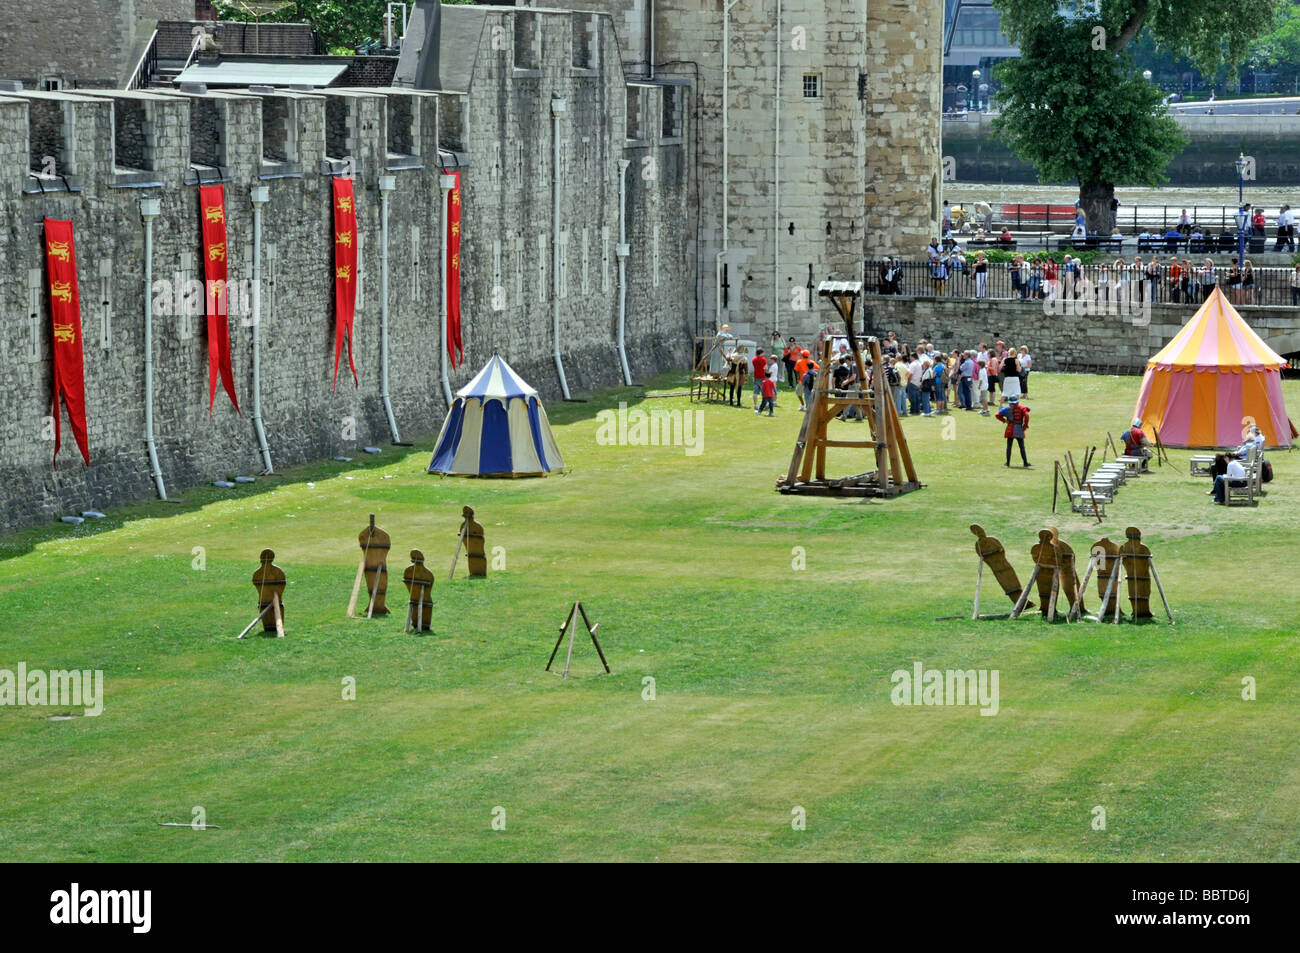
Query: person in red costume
[{"left": 996, "top": 395, "right": 1031, "bottom": 468}]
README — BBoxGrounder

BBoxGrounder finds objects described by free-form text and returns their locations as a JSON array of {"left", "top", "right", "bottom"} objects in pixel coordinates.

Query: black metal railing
[
  {"left": 867, "top": 259, "right": 1300, "bottom": 308},
  {"left": 990, "top": 204, "right": 1300, "bottom": 236}
]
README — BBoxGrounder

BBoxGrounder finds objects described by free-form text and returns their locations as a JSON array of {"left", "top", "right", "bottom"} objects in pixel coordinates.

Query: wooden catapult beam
[{"left": 775, "top": 281, "right": 921, "bottom": 498}]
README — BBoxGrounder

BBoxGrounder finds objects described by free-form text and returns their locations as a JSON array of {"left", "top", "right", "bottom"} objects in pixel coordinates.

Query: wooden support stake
[
  {"left": 366, "top": 561, "right": 385, "bottom": 619},
  {"left": 272, "top": 593, "right": 285, "bottom": 638},
  {"left": 1072, "top": 558, "right": 1096, "bottom": 622},
  {"left": 577, "top": 602, "right": 611, "bottom": 674},
  {"left": 1051, "top": 461, "right": 1060, "bottom": 513},
  {"left": 545, "top": 603, "right": 579, "bottom": 672},
  {"left": 1010, "top": 564, "right": 1039, "bottom": 619},
  {"left": 448, "top": 524, "right": 466, "bottom": 581},
  {"left": 346, "top": 558, "right": 366, "bottom": 618},
  {"left": 237, "top": 603, "right": 272, "bottom": 640},
  {"left": 972, "top": 556, "right": 984, "bottom": 620},
  {"left": 1152, "top": 425, "right": 1169, "bottom": 466},
  {"left": 1149, "top": 558, "right": 1175, "bottom": 624},
  {"left": 1088, "top": 483, "right": 1103, "bottom": 525},
  {"left": 560, "top": 609, "right": 578, "bottom": 680},
  {"left": 1067, "top": 450, "right": 1082, "bottom": 488}
]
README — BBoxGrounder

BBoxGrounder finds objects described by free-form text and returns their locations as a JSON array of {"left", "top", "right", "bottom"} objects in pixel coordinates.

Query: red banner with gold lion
[
  {"left": 332, "top": 177, "right": 359, "bottom": 390},
  {"left": 447, "top": 172, "right": 463, "bottom": 370},
  {"left": 43, "top": 218, "right": 90, "bottom": 466},
  {"left": 199, "top": 183, "right": 240, "bottom": 414}
]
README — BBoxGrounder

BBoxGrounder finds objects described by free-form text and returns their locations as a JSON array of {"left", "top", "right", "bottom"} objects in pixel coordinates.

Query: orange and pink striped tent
[{"left": 1134, "top": 287, "right": 1296, "bottom": 448}]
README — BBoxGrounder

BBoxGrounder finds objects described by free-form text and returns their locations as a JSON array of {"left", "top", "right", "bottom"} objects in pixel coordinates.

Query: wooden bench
[
  {"left": 1115, "top": 455, "right": 1146, "bottom": 476},
  {"left": 1072, "top": 494, "right": 1107, "bottom": 518},
  {"left": 1189, "top": 454, "right": 1216, "bottom": 476},
  {"left": 1224, "top": 476, "right": 1255, "bottom": 506}
]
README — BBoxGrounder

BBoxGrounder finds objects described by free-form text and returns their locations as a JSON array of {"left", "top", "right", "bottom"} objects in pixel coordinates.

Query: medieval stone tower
[{"left": 562, "top": 0, "right": 943, "bottom": 340}]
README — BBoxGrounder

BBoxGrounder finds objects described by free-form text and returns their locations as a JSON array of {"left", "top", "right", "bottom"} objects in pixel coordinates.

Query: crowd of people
[
  {"left": 881, "top": 238, "right": 1300, "bottom": 306},
  {"left": 720, "top": 332, "right": 1035, "bottom": 455}
]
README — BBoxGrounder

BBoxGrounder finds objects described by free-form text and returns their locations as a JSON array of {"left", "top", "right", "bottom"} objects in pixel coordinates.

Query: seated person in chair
[
  {"left": 1122, "top": 418, "right": 1154, "bottom": 466},
  {"left": 1212, "top": 457, "right": 1248, "bottom": 504},
  {"left": 1235, "top": 425, "right": 1265, "bottom": 459}
]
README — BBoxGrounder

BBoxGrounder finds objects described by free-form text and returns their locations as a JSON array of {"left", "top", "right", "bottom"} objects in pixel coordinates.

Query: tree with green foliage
[{"left": 991, "top": 0, "right": 1282, "bottom": 234}]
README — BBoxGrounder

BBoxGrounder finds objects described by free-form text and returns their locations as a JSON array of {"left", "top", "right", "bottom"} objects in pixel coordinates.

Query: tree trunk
[{"left": 1079, "top": 181, "right": 1116, "bottom": 237}]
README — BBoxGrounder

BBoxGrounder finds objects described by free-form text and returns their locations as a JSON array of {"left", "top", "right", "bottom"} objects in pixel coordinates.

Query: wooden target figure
[
  {"left": 347, "top": 514, "right": 391, "bottom": 617},
  {"left": 970, "top": 524, "right": 1030, "bottom": 618},
  {"left": 402, "top": 550, "right": 435, "bottom": 633},
  {"left": 1074, "top": 536, "right": 1122, "bottom": 622},
  {"left": 1119, "top": 526, "right": 1153, "bottom": 620},
  {"left": 450, "top": 506, "right": 487, "bottom": 579},
  {"left": 1012, "top": 530, "right": 1059, "bottom": 620},
  {"left": 239, "top": 549, "right": 285, "bottom": 638},
  {"left": 1051, "top": 530, "right": 1085, "bottom": 622}
]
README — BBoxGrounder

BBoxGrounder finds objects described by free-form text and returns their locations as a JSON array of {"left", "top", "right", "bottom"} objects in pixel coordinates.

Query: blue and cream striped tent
[{"left": 427, "top": 354, "right": 566, "bottom": 477}]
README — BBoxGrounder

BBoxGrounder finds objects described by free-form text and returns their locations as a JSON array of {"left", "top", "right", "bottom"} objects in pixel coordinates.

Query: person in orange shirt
[
  {"left": 794, "top": 349, "right": 812, "bottom": 408},
  {"left": 1168, "top": 257, "right": 1183, "bottom": 303}
]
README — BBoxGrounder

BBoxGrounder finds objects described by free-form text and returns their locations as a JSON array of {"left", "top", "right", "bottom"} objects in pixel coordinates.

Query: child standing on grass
[
  {"left": 978, "top": 359, "right": 990, "bottom": 415},
  {"left": 759, "top": 375, "right": 777, "bottom": 416}
]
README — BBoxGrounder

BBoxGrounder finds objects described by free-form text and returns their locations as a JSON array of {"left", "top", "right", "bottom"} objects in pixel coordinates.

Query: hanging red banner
[
  {"left": 332, "top": 176, "right": 359, "bottom": 390},
  {"left": 43, "top": 218, "right": 90, "bottom": 467},
  {"left": 199, "top": 183, "right": 240, "bottom": 414},
  {"left": 447, "top": 172, "right": 463, "bottom": 370}
]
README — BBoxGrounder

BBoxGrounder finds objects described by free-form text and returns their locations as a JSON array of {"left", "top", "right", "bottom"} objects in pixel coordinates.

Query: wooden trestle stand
[{"left": 775, "top": 281, "right": 921, "bottom": 498}]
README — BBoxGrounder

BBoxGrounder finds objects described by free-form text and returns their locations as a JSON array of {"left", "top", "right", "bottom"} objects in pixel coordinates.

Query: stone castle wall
[
  {"left": 567, "top": 0, "right": 943, "bottom": 342},
  {"left": 860, "top": 295, "right": 1300, "bottom": 372},
  {"left": 0, "top": 8, "right": 693, "bottom": 532}
]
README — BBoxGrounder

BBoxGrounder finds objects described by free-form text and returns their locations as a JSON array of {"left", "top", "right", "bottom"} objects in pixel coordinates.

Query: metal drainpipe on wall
[
  {"left": 616, "top": 158, "right": 633, "bottom": 385},
  {"left": 773, "top": 0, "right": 782, "bottom": 339},
  {"left": 378, "top": 174, "right": 402, "bottom": 443},
  {"left": 249, "top": 186, "right": 274, "bottom": 473},
  {"left": 140, "top": 198, "right": 167, "bottom": 501},
  {"left": 552, "top": 96, "right": 572, "bottom": 400},
  {"left": 439, "top": 171, "right": 455, "bottom": 406},
  {"left": 717, "top": 0, "right": 740, "bottom": 331}
]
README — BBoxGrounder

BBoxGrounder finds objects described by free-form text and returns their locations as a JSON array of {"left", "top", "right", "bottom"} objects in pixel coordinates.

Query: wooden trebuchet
[
  {"left": 402, "top": 549, "right": 435, "bottom": 633},
  {"left": 970, "top": 524, "right": 1031, "bottom": 617},
  {"left": 776, "top": 280, "right": 921, "bottom": 498}
]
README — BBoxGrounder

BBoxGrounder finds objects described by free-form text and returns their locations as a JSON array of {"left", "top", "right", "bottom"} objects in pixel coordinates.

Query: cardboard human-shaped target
[
  {"left": 970, "top": 524, "right": 1029, "bottom": 616},
  {"left": 239, "top": 549, "right": 284, "bottom": 638},
  {"left": 403, "top": 549, "right": 434, "bottom": 633},
  {"left": 1051, "top": 530, "right": 1085, "bottom": 621},
  {"left": 347, "top": 514, "right": 391, "bottom": 617},
  {"left": 450, "top": 506, "right": 487, "bottom": 579},
  {"left": 1119, "top": 526, "right": 1153, "bottom": 620},
  {"left": 1091, "top": 537, "right": 1122, "bottom": 620}
]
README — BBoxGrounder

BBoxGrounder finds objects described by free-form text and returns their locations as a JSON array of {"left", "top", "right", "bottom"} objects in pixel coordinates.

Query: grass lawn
[{"left": 1, "top": 370, "right": 1297, "bottom": 862}]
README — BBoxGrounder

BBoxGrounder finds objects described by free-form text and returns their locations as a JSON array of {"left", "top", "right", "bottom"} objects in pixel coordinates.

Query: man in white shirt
[
  {"left": 906, "top": 354, "right": 923, "bottom": 416},
  {"left": 1212, "top": 458, "right": 1248, "bottom": 503},
  {"left": 1277, "top": 206, "right": 1295, "bottom": 251},
  {"left": 1018, "top": 346, "right": 1033, "bottom": 398}
]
